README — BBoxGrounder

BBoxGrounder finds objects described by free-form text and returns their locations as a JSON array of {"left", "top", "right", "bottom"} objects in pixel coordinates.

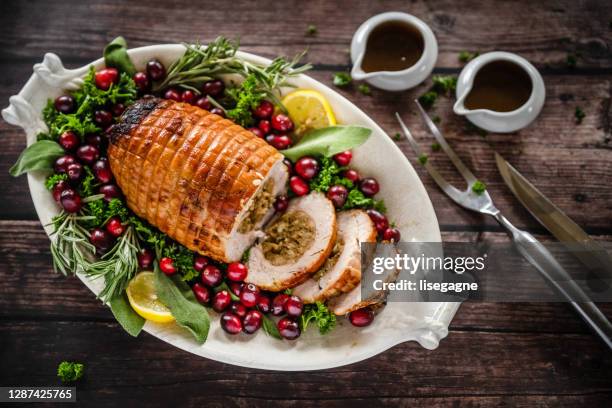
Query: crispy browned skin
[{"left": 108, "top": 98, "right": 283, "bottom": 262}]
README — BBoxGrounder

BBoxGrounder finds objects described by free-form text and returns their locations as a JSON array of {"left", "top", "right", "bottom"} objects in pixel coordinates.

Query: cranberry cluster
[
  {"left": 50, "top": 69, "right": 128, "bottom": 253},
  {"left": 246, "top": 101, "right": 296, "bottom": 150},
  {"left": 157, "top": 255, "right": 305, "bottom": 339},
  {"left": 133, "top": 59, "right": 226, "bottom": 117}
]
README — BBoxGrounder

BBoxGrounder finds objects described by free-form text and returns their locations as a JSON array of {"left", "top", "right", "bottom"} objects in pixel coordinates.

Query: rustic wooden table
[{"left": 1, "top": 0, "right": 611, "bottom": 406}]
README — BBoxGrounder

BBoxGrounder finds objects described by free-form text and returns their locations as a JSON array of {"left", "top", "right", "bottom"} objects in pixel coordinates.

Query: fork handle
[{"left": 494, "top": 212, "right": 612, "bottom": 350}]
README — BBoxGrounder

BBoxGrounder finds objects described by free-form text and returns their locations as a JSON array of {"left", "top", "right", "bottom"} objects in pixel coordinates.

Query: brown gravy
[
  {"left": 361, "top": 21, "right": 424, "bottom": 73},
  {"left": 464, "top": 61, "right": 532, "bottom": 112}
]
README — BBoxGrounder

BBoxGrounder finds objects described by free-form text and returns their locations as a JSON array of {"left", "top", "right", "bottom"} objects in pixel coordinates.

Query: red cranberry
[
  {"left": 253, "top": 100, "right": 274, "bottom": 119},
  {"left": 89, "top": 227, "right": 114, "bottom": 252},
  {"left": 230, "top": 302, "right": 247, "bottom": 318},
  {"left": 383, "top": 227, "right": 401, "bottom": 242},
  {"left": 289, "top": 176, "right": 309, "bottom": 196},
  {"left": 243, "top": 309, "right": 263, "bottom": 334},
  {"left": 195, "top": 97, "right": 211, "bottom": 110},
  {"left": 54, "top": 155, "right": 76, "bottom": 173},
  {"left": 85, "top": 134, "right": 103, "bottom": 147},
  {"left": 193, "top": 255, "right": 209, "bottom": 272},
  {"left": 181, "top": 89, "right": 196, "bottom": 104},
  {"left": 112, "top": 103, "right": 126, "bottom": 116},
  {"left": 359, "top": 177, "right": 380, "bottom": 197},
  {"left": 264, "top": 134, "right": 275, "bottom": 144},
  {"left": 133, "top": 71, "right": 150, "bottom": 92},
  {"left": 349, "top": 307, "right": 374, "bottom": 327},
  {"left": 92, "top": 158, "right": 113, "bottom": 183},
  {"left": 294, "top": 156, "right": 319, "bottom": 180},
  {"left": 270, "top": 134, "right": 292, "bottom": 150},
  {"left": 248, "top": 127, "right": 264, "bottom": 138},
  {"left": 283, "top": 158, "right": 294, "bottom": 175},
  {"left": 226, "top": 262, "right": 248, "bottom": 282},
  {"left": 105, "top": 216, "right": 125, "bottom": 237},
  {"left": 52, "top": 180, "right": 69, "bottom": 202},
  {"left": 366, "top": 209, "right": 389, "bottom": 234},
  {"left": 284, "top": 295, "right": 304, "bottom": 317},
  {"left": 76, "top": 145, "right": 100, "bottom": 164},
  {"left": 54, "top": 95, "right": 76, "bottom": 114},
  {"left": 343, "top": 169, "right": 360, "bottom": 183},
  {"left": 99, "top": 184, "right": 122, "bottom": 202},
  {"left": 327, "top": 185, "right": 348, "bottom": 208},
  {"left": 59, "top": 131, "right": 79, "bottom": 151},
  {"left": 66, "top": 163, "right": 83, "bottom": 183},
  {"left": 230, "top": 282, "right": 244, "bottom": 298},
  {"left": 213, "top": 290, "right": 232, "bottom": 312},
  {"left": 210, "top": 107, "right": 225, "bottom": 117},
  {"left": 164, "top": 88, "right": 181, "bottom": 101},
  {"left": 240, "top": 283, "right": 260, "bottom": 308},
  {"left": 137, "top": 248, "right": 154, "bottom": 269},
  {"left": 258, "top": 119, "right": 271, "bottom": 134},
  {"left": 146, "top": 59, "right": 166, "bottom": 81},
  {"left": 94, "top": 68, "right": 118, "bottom": 90},
  {"left": 60, "top": 188, "right": 82, "bottom": 213},
  {"left": 94, "top": 110, "right": 113, "bottom": 127},
  {"left": 273, "top": 195, "right": 289, "bottom": 212},
  {"left": 220, "top": 312, "right": 242, "bottom": 334},
  {"left": 202, "top": 79, "right": 225, "bottom": 97},
  {"left": 271, "top": 114, "right": 294, "bottom": 132},
  {"left": 333, "top": 150, "right": 352, "bottom": 166},
  {"left": 272, "top": 293, "right": 289, "bottom": 316},
  {"left": 256, "top": 294, "right": 271, "bottom": 313},
  {"left": 201, "top": 265, "right": 223, "bottom": 287},
  {"left": 159, "top": 257, "right": 177, "bottom": 275},
  {"left": 192, "top": 283, "right": 211, "bottom": 304},
  {"left": 277, "top": 317, "right": 300, "bottom": 340}
]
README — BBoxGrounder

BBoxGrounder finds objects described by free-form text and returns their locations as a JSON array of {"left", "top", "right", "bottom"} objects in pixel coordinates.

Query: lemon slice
[
  {"left": 281, "top": 89, "right": 337, "bottom": 136},
  {"left": 126, "top": 271, "right": 175, "bottom": 323}
]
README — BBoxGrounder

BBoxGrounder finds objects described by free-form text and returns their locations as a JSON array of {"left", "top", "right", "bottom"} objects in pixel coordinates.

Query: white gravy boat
[
  {"left": 350, "top": 12, "right": 438, "bottom": 91},
  {"left": 454, "top": 51, "right": 546, "bottom": 133}
]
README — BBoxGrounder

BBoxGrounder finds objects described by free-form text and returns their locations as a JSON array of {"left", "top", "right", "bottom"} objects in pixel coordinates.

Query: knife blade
[{"left": 495, "top": 152, "right": 612, "bottom": 276}]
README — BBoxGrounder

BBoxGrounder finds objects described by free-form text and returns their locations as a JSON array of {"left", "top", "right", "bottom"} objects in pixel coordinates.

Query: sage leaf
[
  {"left": 109, "top": 292, "right": 145, "bottom": 337},
  {"left": 262, "top": 314, "right": 282, "bottom": 340},
  {"left": 154, "top": 266, "right": 210, "bottom": 344},
  {"left": 9, "top": 140, "right": 65, "bottom": 177},
  {"left": 104, "top": 36, "right": 137, "bottom": 76},
  {"left": 281, "top": 125, "right": 371, "bottom": 162}
]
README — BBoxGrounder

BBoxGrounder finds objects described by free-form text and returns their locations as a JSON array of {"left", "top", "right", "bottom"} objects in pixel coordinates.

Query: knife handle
[{"left": 494, "top": 212, "right": 612, "bottom": 350}]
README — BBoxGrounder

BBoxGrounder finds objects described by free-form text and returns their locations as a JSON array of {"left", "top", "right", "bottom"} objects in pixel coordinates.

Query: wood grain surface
[{"left": 0, "top": 0, "right": 611, "bottom": 406}]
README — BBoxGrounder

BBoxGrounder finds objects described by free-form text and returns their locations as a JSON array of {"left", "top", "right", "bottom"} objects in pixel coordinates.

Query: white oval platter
[{"left": 3, "top": 44, "right": 459, "bottom": 371}]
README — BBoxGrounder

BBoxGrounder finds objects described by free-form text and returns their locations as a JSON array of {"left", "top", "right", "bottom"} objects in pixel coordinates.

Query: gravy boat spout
[
  {"left": 452, "top": 93, "right": 471, "bottom": 116},
  {"left": 350, "top": 54, "right": 379, "bottom": 81}
]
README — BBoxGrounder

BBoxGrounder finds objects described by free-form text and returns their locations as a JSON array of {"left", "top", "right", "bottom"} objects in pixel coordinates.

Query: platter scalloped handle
[
  {"left": 33, "top": 52, "right": 89, "bottom": 91},
  {"left": 1, "top": 95, "right": 47, "bottom": 135}
]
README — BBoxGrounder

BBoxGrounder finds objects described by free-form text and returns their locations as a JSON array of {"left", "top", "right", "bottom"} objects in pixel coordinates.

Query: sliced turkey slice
[
  {"left": 328, "top": 243, "right": 400, "bottom": 315},
  {"left": 246, "top": 192, "right": 336, "bottom": 291},
  {"left": 293, "top": 210, "right": 377, "bottom": 303}
]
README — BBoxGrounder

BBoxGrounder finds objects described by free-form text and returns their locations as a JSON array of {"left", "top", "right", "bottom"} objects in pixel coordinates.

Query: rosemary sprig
[
  {"left": 85, "top": 225, "right": 140, "bottom": 303},
  {"left": 152, "top": 36, "right": 312, "bottom": 108},
  {"left": 153, "top": 37, "right": 241, "bottom": 92},
  {"left": 49, "top": 212, "right": 96, "bottom": 276}
]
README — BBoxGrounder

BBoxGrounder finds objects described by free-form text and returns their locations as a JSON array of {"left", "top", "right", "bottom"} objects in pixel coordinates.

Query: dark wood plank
[
  {"left": 1, "top": 320, "right": 611, "bottom": 406},
  {"left": 0, "top": 0, "right": 611, "bottom": 70},
  {"left": 2, "top": 220, "right": 611, "bottom": 337}
]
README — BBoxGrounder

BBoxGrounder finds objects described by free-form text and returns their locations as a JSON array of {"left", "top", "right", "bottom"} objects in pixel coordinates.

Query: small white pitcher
[
  {"left": 350, "top": 12, "right": 438, "bottom": 91},
  {"left": 454, "top": 52, "right": 546, "bottom": 133}
]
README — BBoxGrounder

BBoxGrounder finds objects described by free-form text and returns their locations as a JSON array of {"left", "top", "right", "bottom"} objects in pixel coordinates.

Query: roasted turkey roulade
[{"left": 108, "top": 98, "right": 288, "bottom": 262}]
